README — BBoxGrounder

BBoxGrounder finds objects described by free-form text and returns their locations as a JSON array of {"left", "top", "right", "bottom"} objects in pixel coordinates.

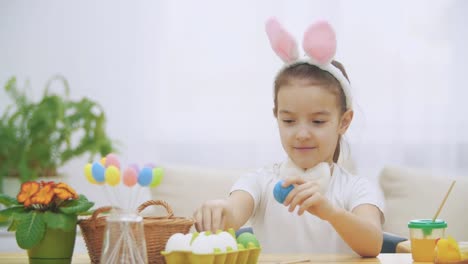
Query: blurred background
[{"left": 1, "top": 0, "right": 467, "bottom": 186}]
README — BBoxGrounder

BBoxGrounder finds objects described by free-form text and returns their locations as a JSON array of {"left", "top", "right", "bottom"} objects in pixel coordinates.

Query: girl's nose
[{"left": 296, "top": 126, "right": 311, "bottom": 141}]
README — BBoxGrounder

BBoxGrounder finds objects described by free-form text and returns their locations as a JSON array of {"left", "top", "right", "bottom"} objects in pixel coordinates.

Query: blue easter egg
[
  {"left": 273, "top": 180, "right": 294, "bottom": 204},
  {"left": 91, "top": 162, "right": 106, "bottom": 183},
  {"left": 138, "top": 167, "right": 153, "bottom": 186}
]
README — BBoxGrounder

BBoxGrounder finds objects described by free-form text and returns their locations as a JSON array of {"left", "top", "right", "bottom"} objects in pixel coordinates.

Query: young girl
[{"left": 193, "top": 18, "right": 384, "bottom": 257}]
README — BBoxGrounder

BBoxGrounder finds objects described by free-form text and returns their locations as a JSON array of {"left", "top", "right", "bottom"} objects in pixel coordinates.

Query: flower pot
[{"left": 27, "top": 227, "right": 77, "bottom": 264}]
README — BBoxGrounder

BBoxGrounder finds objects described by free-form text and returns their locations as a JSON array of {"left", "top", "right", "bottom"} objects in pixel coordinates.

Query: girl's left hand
[{"left": 282, "top": 177, "right": 337, "bottom": 221}]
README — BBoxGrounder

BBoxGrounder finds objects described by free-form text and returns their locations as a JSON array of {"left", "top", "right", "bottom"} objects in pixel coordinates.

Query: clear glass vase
[{"left": 100, "top": 208, "right": 148, "bottom": 264}]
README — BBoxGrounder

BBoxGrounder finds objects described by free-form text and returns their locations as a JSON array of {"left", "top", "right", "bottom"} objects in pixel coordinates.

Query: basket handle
[
  {"left": 90, "top": 206, "right": 113, "bottom": 221},
  {"left": 137, "top": 200, "right": 174, "bottom": 218}
]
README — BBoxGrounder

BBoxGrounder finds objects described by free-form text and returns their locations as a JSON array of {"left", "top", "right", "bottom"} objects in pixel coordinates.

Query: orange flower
[
  {"left": 40, "top": 181, "right": 55, "bottom": 187},
  {"left": 17, "top": 182, "right": 40, "bottom": 207},
  {"left": 54, "top": 182, "right": 78, "bottom": 200},
  {"left": 30, "top": 184, "right": 55, "bottom": 205}
]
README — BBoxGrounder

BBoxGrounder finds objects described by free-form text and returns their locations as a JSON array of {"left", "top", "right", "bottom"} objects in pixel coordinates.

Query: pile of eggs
[{"left": 162, "top": 229, "right": 261, "bottom": 264}]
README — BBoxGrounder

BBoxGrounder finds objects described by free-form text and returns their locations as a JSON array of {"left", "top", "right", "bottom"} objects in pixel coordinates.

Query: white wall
[{"left": 1, "top": 0, "right": 467, "bottom": 187}]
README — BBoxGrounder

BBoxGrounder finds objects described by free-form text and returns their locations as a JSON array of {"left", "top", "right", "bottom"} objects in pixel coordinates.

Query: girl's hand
[
  {"left": 193, "top": 199, "right": 232, "bottom": 232},
  {"left": 282, "top": 177, "right": 337, "bottom": 221}
]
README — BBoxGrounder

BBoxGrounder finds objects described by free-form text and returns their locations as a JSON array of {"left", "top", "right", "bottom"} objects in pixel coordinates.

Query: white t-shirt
[{"left": 230, "top": 161, "right": 385, "bottom": 254}]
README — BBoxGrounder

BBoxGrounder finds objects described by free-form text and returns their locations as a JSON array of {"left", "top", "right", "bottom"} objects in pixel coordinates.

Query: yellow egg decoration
[
  {"left": 435, "top": 236, "right": 461, "bottom": 262},
  {"left": 105, "top": 165, "right": 121, "bottom": 186},
  {"left": 84, "top": 163, "right": 97, "bottom": 184}
]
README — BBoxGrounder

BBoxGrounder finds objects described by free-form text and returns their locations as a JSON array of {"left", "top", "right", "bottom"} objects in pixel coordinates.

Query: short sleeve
[
  {"left": 230, "top": 171, "right": 263, "bottom": 214},
  {"left": 347, "top": 177, "right": 386, "bottom": 221}
]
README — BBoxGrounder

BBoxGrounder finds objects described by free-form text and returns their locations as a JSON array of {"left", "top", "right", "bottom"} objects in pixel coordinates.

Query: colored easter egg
[
  {"left": 273, "top": 180, "right": 294, "bottom": 204},
  {"left": 129, "top": 163, "right": 140, "bottom": 173},
  {"left": 123, "top": 167, "right": 138, "bottom": 187},
  {"left": 144, "top": 162, "right": 156, "bottom": 168},
  {"left": 236, "top": 232, "right": 260, "bottom": 248},
  {"left": 105, "top": 153, "right": 121, "bottom": 168},
  {"left": 84, "top": 163, "right": 97, "bottom": 184},
  {"left": 150, "top": 167, "right": 164, "bottom": 187},
  {"left": 91, "top": 162, "right": 105, "bottom": 183},
  {"left": 105, "top": 165, "right": 121, "bottom": 186},
  {"left": 100, "top": 157, "right": 106, "bottom": 166},
  {"left": 138, "top": 167, "right": 153, "bottom": 186}
]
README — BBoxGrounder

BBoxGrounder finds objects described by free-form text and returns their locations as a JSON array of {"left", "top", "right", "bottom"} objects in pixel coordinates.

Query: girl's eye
[
  {"left": 313, "top": 120, "right": 325, "bottom": 124},
  {"left": 282, "top": 119, "right": 295, "bottom": 124}
]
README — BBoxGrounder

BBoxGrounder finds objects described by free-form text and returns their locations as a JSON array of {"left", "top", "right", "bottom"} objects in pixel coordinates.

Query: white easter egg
[
  {"left": 191, "top": 234, "right": 215, "bottom": 254},
  {"left": 217, "top": 231, "right": 238, "bottom": 251},
  {"left": 165, "top": 233, "right": 192, "bottom": 252}
]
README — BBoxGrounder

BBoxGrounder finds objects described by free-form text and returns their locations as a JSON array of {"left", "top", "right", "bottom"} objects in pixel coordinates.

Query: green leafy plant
[
  {"left": 0, "top": 75, "right": 116, "bottom": 192},
  {"left": 0, "top": 181, "right": 94, "bottom": 249}
]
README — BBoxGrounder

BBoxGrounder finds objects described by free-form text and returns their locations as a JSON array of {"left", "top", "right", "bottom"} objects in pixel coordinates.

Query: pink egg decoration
[
  {"left": 123, "top": 167, "right": 138, "bottom": 187},
  {"left": 105, "top": 153, "right": 121, "bottom": 168},
  {"left": 129, "top": 163, "right": 140, "bottom": 173},
  {"left": 144, "top": 162, "right": 156, "bottom": 168}
]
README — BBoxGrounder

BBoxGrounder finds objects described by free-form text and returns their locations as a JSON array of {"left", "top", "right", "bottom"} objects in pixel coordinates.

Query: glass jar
[
  {"left": 408, "top": 219, "right": 447, "bottom": 262},
  {"left": 100, "top": 209, "right": 148, "bottom": 264}
]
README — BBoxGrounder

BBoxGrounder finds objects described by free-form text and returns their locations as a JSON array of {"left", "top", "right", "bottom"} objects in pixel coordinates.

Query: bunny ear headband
[{"left": 265, "top": 18, "right": 352, "bottom": 109}]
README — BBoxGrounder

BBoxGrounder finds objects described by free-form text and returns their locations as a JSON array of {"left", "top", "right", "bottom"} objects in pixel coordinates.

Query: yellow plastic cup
[{"left": 408, "top": 219, "right": 447, "bottom": 262}]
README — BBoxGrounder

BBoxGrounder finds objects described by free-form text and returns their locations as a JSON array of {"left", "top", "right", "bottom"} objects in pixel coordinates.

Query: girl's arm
[
  {"left": 193, "top": 190, "right": 254, "bottom": 232},
  {"left": 327, "top": 204, "right": 383, "bottom": 257},
  {"left": 283, "top": 178, "right": 383, "bottom": 257}
]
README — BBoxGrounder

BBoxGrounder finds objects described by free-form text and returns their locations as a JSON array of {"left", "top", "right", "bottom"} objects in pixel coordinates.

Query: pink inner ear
[
  {"left": 302, "top": 20, "right": 336, "bottom": 65},
  {"left": 265, "top": 18, "right": 299, "bottom": 63}
]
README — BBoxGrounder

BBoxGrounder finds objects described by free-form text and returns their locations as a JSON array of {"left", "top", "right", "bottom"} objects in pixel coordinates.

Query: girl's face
[{"left": 276, "top": 81, "right": 353, "bottom": 169}]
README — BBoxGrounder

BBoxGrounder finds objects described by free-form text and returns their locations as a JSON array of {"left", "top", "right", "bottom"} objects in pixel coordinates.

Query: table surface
[{"left": 0, "top": 252, "right": 422, "bottom": 263}]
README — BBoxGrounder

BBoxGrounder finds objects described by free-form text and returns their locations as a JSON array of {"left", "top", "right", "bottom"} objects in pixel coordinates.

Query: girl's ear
[
  {"left": 339, "top": 110, "right": 353, "bottom": 135},
  {"left": 302, "top": 20, "right": 336, "bottom": 65},
  {"left": 265, "top": 17, "right": 299, "bottom": 63}
]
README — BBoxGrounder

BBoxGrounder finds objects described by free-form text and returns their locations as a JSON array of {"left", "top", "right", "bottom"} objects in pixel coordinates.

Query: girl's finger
[
  {"left": 288, "top": 186, "right": 316, "bottom": 212},
  {"left": 283, "top": 181, "right": 317, "bottom": 206},
  {"left": 202, "top": 206, "right": 212, "bottom": 231},
  {"left": 193, "top": 209, "right": 202, "bottom": 231},
  {"left": 297, "top": 193, "right": 321, "bottom": 215},
  {"left": 211, "top": 207, "right": 224, "bottom": 232},
  {"left": 282, "top": 176, "right": 305, "bottom": 187}
]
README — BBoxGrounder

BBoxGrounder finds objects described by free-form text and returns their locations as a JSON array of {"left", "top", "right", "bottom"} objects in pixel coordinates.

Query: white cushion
[
  {"left": 148, "top": 164, "right": 247, "bottom": 220},
  {"left": 379, "top": 166, "right": 468, "bottom": 241}
]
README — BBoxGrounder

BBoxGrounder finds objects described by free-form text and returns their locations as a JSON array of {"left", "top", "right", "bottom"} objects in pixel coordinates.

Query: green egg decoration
[{"left": 236, "top": 232, "right": 260, "bottom": 248}]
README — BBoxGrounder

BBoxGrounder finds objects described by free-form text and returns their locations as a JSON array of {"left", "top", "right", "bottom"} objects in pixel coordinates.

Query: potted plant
[
  {"left": 0, "top": 75, "right": 116, "bottom": 193},
  {"left": 0, "top": 180, "right": 94, "bottom": 264}
]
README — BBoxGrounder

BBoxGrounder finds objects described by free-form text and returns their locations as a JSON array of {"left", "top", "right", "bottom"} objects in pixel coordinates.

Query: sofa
[{"left": 149, "top": 164, "right": 468, "bottom": 246}]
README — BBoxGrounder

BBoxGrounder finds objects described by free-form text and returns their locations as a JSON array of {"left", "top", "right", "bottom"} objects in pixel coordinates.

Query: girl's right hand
[
  {"left": 193, "top": 191, "right": 255, "bottom": 233},
  {"left": 282, "top": 177, "right": 337, "bottom": 221},
  {"left": 193, "top": 199, "right": 232, "bottom": 232}
]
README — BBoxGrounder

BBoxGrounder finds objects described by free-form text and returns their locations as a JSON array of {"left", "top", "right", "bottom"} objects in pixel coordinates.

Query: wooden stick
[
  {"left": 432, "top": 180, "right": 456, "bottom": 222},
  {"left": 279, "top": 259, "right": 310, "bottom": 264}
]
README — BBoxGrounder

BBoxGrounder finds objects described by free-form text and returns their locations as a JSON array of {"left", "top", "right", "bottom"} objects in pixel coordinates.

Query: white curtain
[{"left": 0, "top": 0, "right": 466, "bottom": 180}]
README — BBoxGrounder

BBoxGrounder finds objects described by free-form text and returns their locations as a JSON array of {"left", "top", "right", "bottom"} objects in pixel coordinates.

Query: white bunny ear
[
  {"left": 265, "top": 17, "right": 299, "bottom": 63},
  {"left": 302, "top": 20, "right": 336, "bottom": 65}
]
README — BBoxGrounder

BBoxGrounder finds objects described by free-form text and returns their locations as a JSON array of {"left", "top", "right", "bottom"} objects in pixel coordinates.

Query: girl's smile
[{"left": 293, "top": 146, "right": 316, "bottom": 151}]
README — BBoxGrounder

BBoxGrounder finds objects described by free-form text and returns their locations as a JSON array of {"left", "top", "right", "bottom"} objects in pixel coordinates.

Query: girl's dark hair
[{"left": 273, "top": 60, "right": 350, "bottom": 163}]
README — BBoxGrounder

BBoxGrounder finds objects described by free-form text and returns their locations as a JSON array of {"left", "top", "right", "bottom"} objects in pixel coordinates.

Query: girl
[{"left": 193, "top": 18, "right": 384, "bottom": 257}]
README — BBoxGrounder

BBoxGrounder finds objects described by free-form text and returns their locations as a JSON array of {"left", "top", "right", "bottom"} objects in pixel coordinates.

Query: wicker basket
[
  {"left": 78, "top": 206, "right": 112, "bottom": 264},
  {"left": 79, "top": 201, "right": 194, "bottom": 264},
  {"left": 137, "top": 200, "right": 195, "bottom": 264}
]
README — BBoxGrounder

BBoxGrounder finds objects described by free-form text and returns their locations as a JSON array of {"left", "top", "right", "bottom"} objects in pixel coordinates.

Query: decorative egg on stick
[{"left": 84, "top": 154, "right": 164, "bottom": 211}]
